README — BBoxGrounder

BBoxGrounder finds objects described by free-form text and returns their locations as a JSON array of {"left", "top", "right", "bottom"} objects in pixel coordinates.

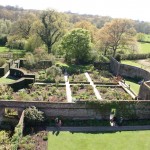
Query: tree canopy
[
  {"left": 96, "top": 19, "right": 137, "bottom": 56},
  {"left": 36, "top": 10, "right": 67, "bottom": 53},
  {"left": 61, "top": 28, "right": 92, "bottom": 64}
]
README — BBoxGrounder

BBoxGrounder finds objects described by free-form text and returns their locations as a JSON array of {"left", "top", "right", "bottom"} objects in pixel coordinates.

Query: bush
[
  {"left": 121, "top": 53, "right": 150, "bottom": 60},
  {"left": 24, "top": 106, "right": 45, "bottom": 126},
  {"left": 43, "top": 136, "right": 48, "bottom": 141},
  {"left": 115, "top": 54, "right": 121, "bottom": 62}
]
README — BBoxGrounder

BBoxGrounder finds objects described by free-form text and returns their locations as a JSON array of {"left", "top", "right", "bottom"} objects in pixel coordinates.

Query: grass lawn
[
  {"left": 0, "top": 46, "right": 25, "bottom": 54},
  {"left": 125, "top": 79, "right": 140, "bottom": 95},
  {"left": 138, "top": 42, "right": 150, "bottom": 54},
  {"left": 0, "top": 77, "right": 15, "bottom": 84},
  {"left": 121, "top": 60, "right": 150, "bottom": 72},
  {"left": 121, "top": 60, "right": 142, "bottom": 68},
  {"left": 48, "top": 131, "right": 150, "bottom": 150}
]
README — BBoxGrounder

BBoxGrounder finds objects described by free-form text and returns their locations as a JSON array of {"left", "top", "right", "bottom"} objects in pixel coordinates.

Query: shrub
[{"left": 24, "top": 106, "right": 45, "bottom": 126}]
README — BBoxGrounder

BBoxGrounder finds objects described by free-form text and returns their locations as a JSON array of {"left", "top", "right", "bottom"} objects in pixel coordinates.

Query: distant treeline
[{"left": 0, "top": 5, "right": 150, "bottom": 34}]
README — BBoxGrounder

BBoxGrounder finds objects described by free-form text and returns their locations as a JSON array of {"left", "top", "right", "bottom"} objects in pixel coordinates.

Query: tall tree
[
  {"left": 74, "top": 20, "right": 97, "bottom": 43},
  {"left": 36, "top": 10, "right": 67, "bottom": 53},
  {"left": 61, "top": 28, "right": 92, "bottom": 64},
  {"left": 10, "top": 13, "right": 37, "bottom": 38},
  {"left": 96, "top": 19, "right": 136, "bottom": 56}
]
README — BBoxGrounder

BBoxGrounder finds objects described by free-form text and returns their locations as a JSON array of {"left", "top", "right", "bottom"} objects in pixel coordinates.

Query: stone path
[
  {"left": 47, "top": 125, "right": 150, "bottom": 132},
  {"left": 64, "top": 75, "right": 72, "bottom": 102},
  {"left": 84, "top": 72, "right": 102, "bottom": 100},
  {"left": 119, "top": 81, "right": 137, "bottom": 99}
]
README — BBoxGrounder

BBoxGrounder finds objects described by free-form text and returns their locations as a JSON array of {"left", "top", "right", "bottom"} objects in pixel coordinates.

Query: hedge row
[
  {"left": 11, "top": 111, "right": 24, "bottom": 150},
  {"left": 120, "top": 53, "right": 150, "bottom": 60}
]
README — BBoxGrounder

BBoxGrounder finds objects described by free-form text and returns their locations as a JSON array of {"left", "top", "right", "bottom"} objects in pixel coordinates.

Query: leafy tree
[
  {"left": 24, "top": 35, "right": 43, "bottom": 52},
  {"left": 74, "top": 20, "right": 97, "bottom": 43},
  {"left": 36, "top": 10, "right": 67, "bottom": 53},
  {"left": 136, "top": 33, "right": 145, "bottom": 42},
  {"left": 96, "top": 19, "right": 136, "bottom": 56},
  {"left": 10, "top": 13, "right": 37, "bottom": 39},
  {"left": 61, "top": 28, "right": 92, "bottom": 64},
  {"left": 24, "top": 106, "right": 45, "bottom": 126}
]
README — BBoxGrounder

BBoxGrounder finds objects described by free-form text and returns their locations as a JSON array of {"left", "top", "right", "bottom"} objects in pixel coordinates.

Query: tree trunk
[
  {"left": 47, "top": 45, "right": 52, "bottom": 54},
  {"left": 113, "top": 48, "right": 116, "bottom": 57}
]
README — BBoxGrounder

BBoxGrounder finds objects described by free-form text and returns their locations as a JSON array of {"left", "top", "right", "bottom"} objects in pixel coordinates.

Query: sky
[{"left": 0, "top": 0, "right": 149, "bottom": 22}]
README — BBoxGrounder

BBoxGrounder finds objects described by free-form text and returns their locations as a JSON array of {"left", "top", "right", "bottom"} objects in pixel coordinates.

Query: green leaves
[{"left": 61, "top": 28, "right": 92, "bottom": 64}]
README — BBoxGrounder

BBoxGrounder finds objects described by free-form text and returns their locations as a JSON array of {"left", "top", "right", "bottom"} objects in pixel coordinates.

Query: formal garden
[{"left": 0, "top": 6, "right": 150, "bottom": 150}]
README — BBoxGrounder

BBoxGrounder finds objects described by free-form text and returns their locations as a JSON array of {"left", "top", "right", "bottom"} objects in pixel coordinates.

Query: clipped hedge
[
  {"left": 120, "top": 53, "right": 150, "bottom": 60},
  {"left": 11, "top": 111, "right": 24, "bottom": 150},
  {"left": 0, "top": 63, "right": 9, "bottom": 77}
]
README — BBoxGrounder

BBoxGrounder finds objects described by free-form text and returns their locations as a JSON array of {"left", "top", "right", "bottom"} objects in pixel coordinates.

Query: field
[
  {"left": 138, "top": 42, "right": 150, "bottom": 54},
  {"left": 48, "top": 131, "right": 150, "bottom": 150},
  {"left": 125, "top": 78, "right": 140, "bottom": 95},
  {"left": 121, "top": 59, "right": 150, "bottom": 72}
]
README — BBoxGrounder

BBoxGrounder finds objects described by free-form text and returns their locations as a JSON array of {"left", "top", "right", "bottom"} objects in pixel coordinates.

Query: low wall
[
  {"left": 0, "top": 63, "right": 9, "bottom": 77},
  {"left": 7, "top": 59, "right": 13, "bottom": 68},
  {"left": 110, "top": 57, "right": 150, "bottom": 81},
  {"left": 138, "top": 81, "right": 150, "bottom": 100},
  {"left": 0, "top": 100, "right": 150, "bottom": 120},
  {"left": 10, "top": 68, "right": 25, "bottom": 78},
  {"left": 8, "top": 78, "right": 35, "bottom": 91}
]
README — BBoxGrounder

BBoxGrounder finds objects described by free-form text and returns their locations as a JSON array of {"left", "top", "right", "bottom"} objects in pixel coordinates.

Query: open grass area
[
  {"left": 0, "top": 77, "right": 15, "bottom": 84},
  {"left": 138, "top": 42, "right": 150, "bottom": 54},
  {"left": 121, "top": 59, "right": 150, "bottom": 72},
  {"left": 0, "top": 46, "right": 25, "bottom": 54},
  {"left": 48, "top": 131, "right": 150, "bottom": 150},
  {"left": 121, "top": 60, "right": 143, "bottom": 68},
  {"left": 125, "top": 78, "right": 140, "bottom": 95}
]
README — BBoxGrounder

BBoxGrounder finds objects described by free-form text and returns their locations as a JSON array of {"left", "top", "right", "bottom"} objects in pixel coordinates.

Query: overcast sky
[{"left": 0, "top": 0, "right": 149, "bottom": 22}]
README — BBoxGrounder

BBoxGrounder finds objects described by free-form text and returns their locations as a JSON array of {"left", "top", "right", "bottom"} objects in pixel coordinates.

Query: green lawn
[
  {"left": 124, "top": 79, "right": 140, "bottom": 95},
  {"left": 121, "top": 60, "right": 142, "bottom": 68},
  {"left": 143, "top": 34, "right": 150, "bottom": 42},
  {"left": 48, "top": 131, "right": 150, "bottom": 150},
  {"left": 0, "top": 46, "right": 25, "bottom": 54},
  {"left": 138, "top": 42, "right": 150, "bottom": 54},
  {"left": 0, "top": 77, "right": 15, "bottom": 84}
]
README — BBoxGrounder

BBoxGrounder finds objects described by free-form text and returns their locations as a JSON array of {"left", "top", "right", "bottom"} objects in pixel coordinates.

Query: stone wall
[
  {"left": 0, "top": 63, "right": 9, "bottom": 77},
  {"left": 138, "top": 81, "right": 150, "bottom": 100},
  {"left": 110, "top": 57, "right": 150, "bottom": 81},
  {"left": 8, "top": 78, "right": 35, "bottom": 91},
  {"left": 0, "top": 100, "right": 150, "bottom": 120}
]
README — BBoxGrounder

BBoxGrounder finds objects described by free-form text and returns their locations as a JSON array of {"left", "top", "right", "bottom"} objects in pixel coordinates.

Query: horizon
[{"left": 0, "top": 0, "right": 149, "bottom": 22}]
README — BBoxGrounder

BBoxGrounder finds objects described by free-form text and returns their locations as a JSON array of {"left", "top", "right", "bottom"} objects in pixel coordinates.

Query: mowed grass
[
  {"left": 0, "top": 46, "right": 25, "bottom": 54},
  {"left": 0, "top": 77, "right": 15, "bottom": 84},
  {"left": 48, "top": 131, "right": 150, "bottom": 150},
  {"left": 125, "top": 79, "right": 140, "bottom": 95},
  {"left": 121, "top": 60, "right": 142, "bottom": 68},
  {"left": 138, "top": 42, "right": 150, "bottom": 54}
]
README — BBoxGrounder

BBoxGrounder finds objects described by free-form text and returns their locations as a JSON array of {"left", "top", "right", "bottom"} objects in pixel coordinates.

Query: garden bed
[
  {"left": 68, "top": 73, "right": 88, "bottom": 82},
  {"left": 13, "top": 84, "right": 67, "bottom": 102},
  {"left": 88, "top": 70, "right": 116, "bottom": 83},
  {"left": 96, "top": 86, "right": 132, "bottom": 100},
  {"left": 71, "top": 84, "right": 97, "bottom": 101}
]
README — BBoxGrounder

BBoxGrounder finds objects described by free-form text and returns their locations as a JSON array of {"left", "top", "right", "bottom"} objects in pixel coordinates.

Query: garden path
[
  {"left": 46, "top": 125, "right": 150, "bottom": 132},
  {"left": 119, "top": 81, "right": 137, "bottom": 99},
  {"left": 84, "top": 72, "right": 102, "bottom": 100},
  {"left": 64, "top": 75, "right": 72, "bottom": 102}
]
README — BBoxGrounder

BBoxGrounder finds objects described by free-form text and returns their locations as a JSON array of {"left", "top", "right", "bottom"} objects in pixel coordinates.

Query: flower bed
[
  {"left": 88, "top": 70, "right": 117, "bottom": 83},
  {"left": 96, "top": 86, "right": 131, "bottom": 100},
  {"left": 68, "top": 73, "right": 88, "bottom": 82},
  {"left": 71, "top": 84, "right": 97, "bottom": 101},
  {"left": 13, "top": 85, "right": 67, "bottom": 102}
]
